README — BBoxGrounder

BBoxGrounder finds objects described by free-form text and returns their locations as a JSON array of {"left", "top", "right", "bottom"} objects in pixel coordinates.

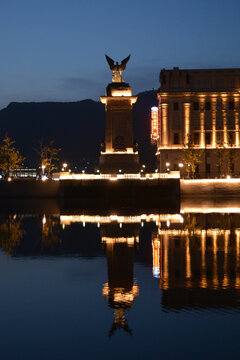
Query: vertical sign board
[{"left": 151, "top": 106, "right": 159, "bottom": 142}]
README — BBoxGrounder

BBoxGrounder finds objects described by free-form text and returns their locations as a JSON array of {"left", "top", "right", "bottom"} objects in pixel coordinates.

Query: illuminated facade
[{"left": 157, "top": 67, "right": 240, "bottom": 177}]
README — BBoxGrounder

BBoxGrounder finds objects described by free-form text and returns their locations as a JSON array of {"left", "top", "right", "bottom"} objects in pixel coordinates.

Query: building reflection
[
  {"left": 101, "top": 223, "right": 139, "bottom": 337},
  {"left": 152, "top": 213, "right": 240, "bottom": 310}
]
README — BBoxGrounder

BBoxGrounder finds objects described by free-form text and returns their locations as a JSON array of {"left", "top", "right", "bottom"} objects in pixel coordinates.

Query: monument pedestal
[{"left": 99, "top": 82, "right": 141, "bottom": 174}]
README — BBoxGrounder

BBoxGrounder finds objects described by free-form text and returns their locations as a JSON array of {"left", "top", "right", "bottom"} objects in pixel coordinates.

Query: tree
[
  {"left": 37, "top": 140, "right": 61, "bottom": 178},
  {"left": 226, "top": 143, "right": 237, "bottom": 175},
  {"left": 0, "top": 135, "right": 25, "bottom": 179},
  {"left": 214, "top": 142, "right": 227, "bottom": 177},
  {"left": 182, "top": 134, "right": 203, "bottom": 178}
]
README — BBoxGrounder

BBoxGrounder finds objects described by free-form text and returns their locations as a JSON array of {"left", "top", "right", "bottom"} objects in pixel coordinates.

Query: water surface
[{"left": 1, "top": 205, "right": 240, "bottom": 359}]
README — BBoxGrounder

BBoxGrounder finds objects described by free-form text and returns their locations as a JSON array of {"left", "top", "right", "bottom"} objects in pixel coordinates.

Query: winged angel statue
[{"left": 105, "top": 54, "right": 131, "bottom": 83}]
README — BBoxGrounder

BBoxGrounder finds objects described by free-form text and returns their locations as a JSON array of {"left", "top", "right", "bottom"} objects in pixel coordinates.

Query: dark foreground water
[{"left": 1, "top": 202, "right": 240, "bottom": 359}]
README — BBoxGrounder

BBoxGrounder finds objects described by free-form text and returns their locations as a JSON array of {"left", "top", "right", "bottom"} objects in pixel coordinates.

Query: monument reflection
[
  {"left": 1, "top": 202, "right": 240, "bottom": 323},
  {"left": 101, "top": 223, "right": 139, "bottom": 336}
]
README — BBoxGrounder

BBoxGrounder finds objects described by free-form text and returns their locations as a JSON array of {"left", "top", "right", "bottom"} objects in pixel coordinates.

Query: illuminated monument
[{"left": 99, "top": 55, "right": 141, "bottom": 173}]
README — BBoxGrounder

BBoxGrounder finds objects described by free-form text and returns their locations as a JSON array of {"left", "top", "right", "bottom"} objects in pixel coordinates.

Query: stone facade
[{"left": 157, "top": 67, "right": 240, "bottom": 177}]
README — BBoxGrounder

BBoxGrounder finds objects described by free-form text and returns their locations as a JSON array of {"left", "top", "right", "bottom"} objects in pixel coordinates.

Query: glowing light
[
  {"left": 151, "top": 106, "right": 159, "bottom": 141},
  {"left": 7, "top": 177, "right": 12, "bottom": 182},
  {"left": 166, "top": 162, "right": 170, "bottom": 167},
  {"left": 42, "top": 215, "right": 46, "bottom": 225},
  {"left": 179, "top": 163, "right": 183, "bottom": 168},
  {"left": 42, "top": 175, "right": 48, "bottom": 181},
  {"left": 226, "top": 175, "right": 231, "bottom": 179}
]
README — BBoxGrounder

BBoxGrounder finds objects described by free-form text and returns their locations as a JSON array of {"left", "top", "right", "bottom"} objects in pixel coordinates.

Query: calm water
[{"left": 1, "top": 202, "right": 240, "bottom": 360}]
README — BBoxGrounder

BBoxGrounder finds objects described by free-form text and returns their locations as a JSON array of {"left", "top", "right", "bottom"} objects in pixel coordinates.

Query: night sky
[{"left": 0, "top": 0, "right": 240, "bottom": 109}]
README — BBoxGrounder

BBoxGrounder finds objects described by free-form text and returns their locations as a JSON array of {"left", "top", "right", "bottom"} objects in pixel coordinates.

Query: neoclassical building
[{"left": 156, "top": 67, "right": 240, "bottom": 177}]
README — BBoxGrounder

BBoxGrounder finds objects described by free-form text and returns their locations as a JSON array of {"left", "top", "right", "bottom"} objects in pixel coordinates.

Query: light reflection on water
[{"left": 1, "top": 202, "right": 240, "bottom": 358}]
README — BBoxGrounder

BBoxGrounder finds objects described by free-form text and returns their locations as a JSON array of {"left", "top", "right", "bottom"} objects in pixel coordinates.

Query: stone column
[
  {"left": 184, "top": 103, "right": 191, "bottom": 143},
  {"left": 211, "top": 96, "right": 217, "bottom": 147},
  {"left": 222, "top": 96, "right": 228, "bottom": 145},
  {"left": 200, "top": 97, "right": 205, "bottom": 148},
  {"left": 161, "top": 103, "right": 168, "bottom": 147},
  {"left": 235, "top": 95, "right": 239, "bottom": 147}
]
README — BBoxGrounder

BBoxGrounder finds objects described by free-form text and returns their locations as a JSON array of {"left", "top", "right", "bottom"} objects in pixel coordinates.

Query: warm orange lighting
[
  {"left": 151, "top": 107, "right": 159, "bottom": 141},
  {"left": 152, "top": 239, "right": 160, "bottom": 278}
]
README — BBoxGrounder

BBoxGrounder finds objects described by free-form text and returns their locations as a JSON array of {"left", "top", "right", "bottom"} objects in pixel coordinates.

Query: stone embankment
[
  {"left": 181, "top": 179, "right": 240, "bottom": 197},
  {"left": 0, "top": 178, "right": 180, "bottom": 211}
]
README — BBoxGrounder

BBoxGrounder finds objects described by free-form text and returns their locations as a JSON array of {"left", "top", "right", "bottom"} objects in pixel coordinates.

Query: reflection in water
[
  {"left": 0, "top": 215, "right": 25, "bottom": 254},
  {"left": 41, "top": 215, "right": 61, "bottom": 248},
  {"left": 101, "top": 223, "right": 139, "bottom": 337},
  {"left": 1, "top": 207, "right": 240, "bottom": 317},
  {"left": 153, "top": 212, "right": 240, "bottom": 311}
]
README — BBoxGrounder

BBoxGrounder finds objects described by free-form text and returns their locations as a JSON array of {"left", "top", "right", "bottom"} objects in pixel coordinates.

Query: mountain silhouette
[{"left": 0, "top": 90, "right": 157, "bottom": 171}]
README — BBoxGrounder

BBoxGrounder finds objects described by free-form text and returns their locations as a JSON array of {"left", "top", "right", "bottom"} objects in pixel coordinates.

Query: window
[
  {"left": 229, "top": 101, "right": 234, "bottom": 110},
  {"left": 217, "top": 132, "right": 223, "bottom": 144},
  {"left": 205, "top": 132, "right": 211, "bottom": 145},
  {"left": 216, "top": 116, "right": 223, "bottom": 130},
  {"left": 171, "top": 81, "right": 179, "bottom": 89},
  {"left": 216, "top": 79, "right": 223, "bottom": 88},
  {"left": 205, "top": 102, "right": 211, "bottom": 111},
  {"left": 204, "top": 117, "right": 212, "bottom": 130},
  {"left": 173, "top": 118, "right": 180, "bottom": 130},
  {"left": 216, "top": 101, "right": 222, "bottom": 110},
  {"left": 228, "top": 132, "right": 235, "bottom": 145},
  {"left": 173, "top": 133, "right": 180, "bottom": 144},
  {"left": 206, "top": 164, "right": 211, "bottom": 174},
  {"left": 193, "top": 102, "right": 199, "bottom": 111},
  {"left": 193, "top": 118, "right": 200, "bottom": 129},
  {"left": 194, "top": 133, "right": 200, "bottom": 145},
  {"left": 173, "top": 102, "right": 179, "bottom": 111},
  {"left": 205, "top": 80, "right": 211, "bottom": 88},
  {"left": 193, "top": 80, "right": 199, "bottom": 89},
  {"left": 229, "top": 79, "right": 234, "bottom": 88},
  {"left": 227, "top": 118, "right": 235, "bottom": 130}
]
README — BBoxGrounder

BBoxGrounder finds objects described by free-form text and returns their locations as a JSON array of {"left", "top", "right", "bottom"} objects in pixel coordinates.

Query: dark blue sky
[{"left": 0, "top": 0, "right": 239, "bottom": 108}]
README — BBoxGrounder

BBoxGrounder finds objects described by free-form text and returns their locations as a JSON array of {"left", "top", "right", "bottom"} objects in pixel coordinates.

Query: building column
[
  {"left": 161, "top": 103, "right": 168, "bottom": 147},
  {"left": 222, "top": 96, "right": 228, "bottom": 145},
  {"left": 211, "top": 96, "right": 217, "bottom": 147},
  {"left": 200, "top": 97, "right": 205, "bottom": 148},
  {"left": 234, "top": 95, "right": 239, "bottom": 147},
  {"left": 184, "top": 103, "right": 191, "bottom": 143}
]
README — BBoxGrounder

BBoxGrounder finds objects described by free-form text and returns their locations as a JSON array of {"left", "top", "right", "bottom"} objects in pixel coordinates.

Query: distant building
[{"left": 157, "top": 67, "right": 240, "bottom": 177}]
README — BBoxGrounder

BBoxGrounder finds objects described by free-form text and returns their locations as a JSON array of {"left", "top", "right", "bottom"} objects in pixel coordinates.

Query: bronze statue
[{"left": 105, "top": 54, "right": 131, "bottom": 83}]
